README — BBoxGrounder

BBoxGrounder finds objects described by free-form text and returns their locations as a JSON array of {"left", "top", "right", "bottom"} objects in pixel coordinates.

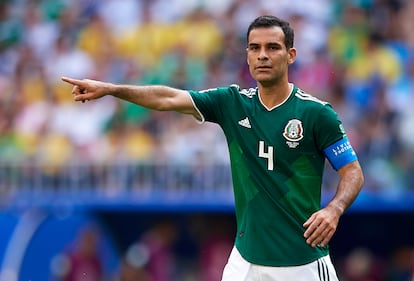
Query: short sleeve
[
  {"left": 314, "top": 104, "right": 347, "bottom": 151},
  {"left": 189, "top": 85, "right": 238, "bottom": 123}
]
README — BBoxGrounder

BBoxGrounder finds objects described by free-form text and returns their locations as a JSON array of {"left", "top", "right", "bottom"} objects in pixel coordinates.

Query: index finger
[
  {"left": 303, "top": 213, "right": 316, "bottom": 228},
  {"left": 61, "top": 76, "right": 84, "bottom": 86}
]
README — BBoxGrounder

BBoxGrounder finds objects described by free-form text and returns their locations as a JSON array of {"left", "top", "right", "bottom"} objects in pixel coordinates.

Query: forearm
[
  {"left": 303, "top": 161, "right": 364, "bottom": 247},
  {"left": 110, "top": 84, "right": 189, "bottom": 112},
  {"left": 327, "top": 161, "right": 364, "bottom": 215},
  {"left": 62, "top": 76, "right": 199, "bottom": 116}
]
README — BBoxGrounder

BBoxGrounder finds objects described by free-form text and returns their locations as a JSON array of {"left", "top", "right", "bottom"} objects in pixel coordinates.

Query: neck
[{"left": 258, "top": 82, "right": 292, "bottom": 109}]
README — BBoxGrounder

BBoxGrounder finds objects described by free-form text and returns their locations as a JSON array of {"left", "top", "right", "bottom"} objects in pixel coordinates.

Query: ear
[{"left": 287, "top": 48, "right": 297, "bottom": 64}]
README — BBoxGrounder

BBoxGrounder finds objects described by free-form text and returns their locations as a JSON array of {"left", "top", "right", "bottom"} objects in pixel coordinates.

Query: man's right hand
[{"left": 61, "top": 77, "right": 113, "bottom": 102}]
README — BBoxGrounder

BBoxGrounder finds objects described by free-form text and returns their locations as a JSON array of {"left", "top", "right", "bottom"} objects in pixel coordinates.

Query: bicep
[
  {"left": 172, "top": 90, "right": 202, "bottom": 120},
  {"left": 158, "top": 88, "right": 200, "bottom": 119},
  {"left": 323, "top": 137, "right": 358, "bottom": 171}
]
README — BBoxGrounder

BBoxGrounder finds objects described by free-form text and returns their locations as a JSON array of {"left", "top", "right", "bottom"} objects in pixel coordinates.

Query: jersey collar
[{"left": 257, "top": 83, "right": 295, "bottom": 111}]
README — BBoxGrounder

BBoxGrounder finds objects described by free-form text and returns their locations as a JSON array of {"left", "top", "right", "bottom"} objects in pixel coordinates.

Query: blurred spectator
[
  {"left": 114, "top": 257, "right": 150, "bottom": 281},
  {"left": 174, "top": 8, "right": 223, "bottom": 60},
  {"left": 76, "top": 12, "right": 117, "bottom": 65},
  {"left": 45, "top": 35, "right": 95, "bottom": 84},
  {"left": 21, "top": 3, "right": 59, "bottom": 60},
  {"left": 344, "top": 32, "right": 401, "bottom": 112},
  {"left": 338, "top": 247, "right": 385, "bottom": 281},
  {"left": 116, "top": 1, "right": 176, "bottom": 71},
  {"left": 121, "top": 220, "right": 178, "bottom": 281},
  {"left": 190, "top": 215, "right": 234, "bottom": 281},
  {"left": 328, "top": 3, "right": 370, "bottom": 65},
  {"left": 51, "top": 226, "right": 104, "bottom": 281},
  {"left": 385, "top": 246, "right": 414, "bottom": 281},
  {"left": 0, "top": 1, "right": 22, "bottom": 54},
  {"left": 98, "top": 0, "right": 143, "bottom": 36}
]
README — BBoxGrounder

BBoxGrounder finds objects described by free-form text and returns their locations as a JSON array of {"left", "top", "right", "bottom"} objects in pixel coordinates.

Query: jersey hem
[{"left": 236, "top": 244, "right": 330, "bottom": 267}]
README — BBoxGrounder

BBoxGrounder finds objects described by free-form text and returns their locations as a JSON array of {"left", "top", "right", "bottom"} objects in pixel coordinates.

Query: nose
[{"left": 258, "top": 47, "right": 269, "bottom": 60}]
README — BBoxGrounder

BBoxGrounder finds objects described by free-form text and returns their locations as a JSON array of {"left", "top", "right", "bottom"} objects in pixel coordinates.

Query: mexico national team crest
[{"left": 283, "top": 119, "right": 303, "bottom": 148}]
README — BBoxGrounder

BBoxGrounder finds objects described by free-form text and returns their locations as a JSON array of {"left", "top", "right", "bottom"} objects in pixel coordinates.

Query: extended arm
[
  {"left": 61, "top": 77, "right": 201, "bottom": 119},
  {"left": 303, "top": 160, "right": 364, "bottom": 247}
]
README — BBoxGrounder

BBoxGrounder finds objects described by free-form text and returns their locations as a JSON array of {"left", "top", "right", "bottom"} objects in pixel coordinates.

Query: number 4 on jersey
[{"left": 259, "top": 141, "right": 274, "bottom": 171}]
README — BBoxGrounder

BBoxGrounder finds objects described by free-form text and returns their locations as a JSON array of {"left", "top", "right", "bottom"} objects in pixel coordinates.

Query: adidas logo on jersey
[{"left": 238, "top": 117, "right": 251, "bottom": 128}]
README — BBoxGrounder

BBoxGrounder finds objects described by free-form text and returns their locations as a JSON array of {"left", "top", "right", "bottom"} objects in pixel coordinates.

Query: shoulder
[
  {"left": 238, "top": 85, "right": 257, "bottom": 98},
  {"left": 195, "top": 84, "right": 257, "bottom": 98},
  {"left": 293, "top": 87, "right": 330, "bottom": 107},
  {"left": 292, "top": 86, "right": 340, "bottom": 120}
]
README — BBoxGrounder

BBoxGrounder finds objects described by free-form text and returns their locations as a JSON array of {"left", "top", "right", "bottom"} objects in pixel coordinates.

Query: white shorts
[{"left": 221, "top": 246, "right": 339, "bottom": 281}]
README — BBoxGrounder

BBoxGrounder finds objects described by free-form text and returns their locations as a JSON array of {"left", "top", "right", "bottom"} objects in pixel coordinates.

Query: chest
[{"left": 226, "top": 101, "right": 317, "bottom": 152}]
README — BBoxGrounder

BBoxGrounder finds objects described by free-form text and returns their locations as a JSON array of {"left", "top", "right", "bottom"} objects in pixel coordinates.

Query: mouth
[{"left": 255, "top": 65, "right": 272, "bottom": 70}]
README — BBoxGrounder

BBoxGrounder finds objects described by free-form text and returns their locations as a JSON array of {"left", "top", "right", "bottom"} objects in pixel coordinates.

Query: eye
[
  {"left": 268, "top": 44, "right": 280, "bottom": 50},
  {"left": 248, "top": 45, "right": 259, "bottom": 51}
]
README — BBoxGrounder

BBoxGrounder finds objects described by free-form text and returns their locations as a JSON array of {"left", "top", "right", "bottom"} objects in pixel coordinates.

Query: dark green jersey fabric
[{"left": 188, "top": 84, "right": 346, "bottom": 266}]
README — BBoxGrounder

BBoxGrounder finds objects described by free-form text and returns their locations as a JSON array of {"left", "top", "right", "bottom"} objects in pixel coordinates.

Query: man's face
[{"left": 246, "top": 26, "right": 296, "bottom": 86}]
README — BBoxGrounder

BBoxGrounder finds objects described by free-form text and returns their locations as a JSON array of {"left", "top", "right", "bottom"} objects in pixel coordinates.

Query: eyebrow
[{"left": 247, "top": 42, "right": 282, "bottom": 48}]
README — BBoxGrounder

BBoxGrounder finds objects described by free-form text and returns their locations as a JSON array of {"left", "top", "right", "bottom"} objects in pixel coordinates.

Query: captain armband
[{"left": 323, "top": 137, "right": 358, "bottom": 171}]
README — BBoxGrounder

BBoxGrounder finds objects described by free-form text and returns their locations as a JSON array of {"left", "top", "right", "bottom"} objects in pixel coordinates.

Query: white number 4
[{"left": 259, "top": 141, "right": 274, "bottom": 171}]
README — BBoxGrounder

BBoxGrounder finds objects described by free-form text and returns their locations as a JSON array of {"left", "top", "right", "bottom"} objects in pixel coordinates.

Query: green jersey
[{"left": 189, "top": 84, "right": 347, "bottom": 266}]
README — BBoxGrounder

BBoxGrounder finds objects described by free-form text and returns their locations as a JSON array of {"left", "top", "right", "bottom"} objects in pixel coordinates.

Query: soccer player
[{"left": 62, "top": 15, "right": 364, "bottom": 281}]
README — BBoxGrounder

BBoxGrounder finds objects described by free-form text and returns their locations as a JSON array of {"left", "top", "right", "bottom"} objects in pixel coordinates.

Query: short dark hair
[{"left": 246, "top": 15, "right": 294, "bottom": 49}]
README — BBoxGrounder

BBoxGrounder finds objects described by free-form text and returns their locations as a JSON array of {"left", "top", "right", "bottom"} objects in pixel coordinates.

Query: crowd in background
[
  {"left": 1, "top": 0, "right": 413, "bottom": 193},
  {"left": 1, "top": 0, "right": 414, "bottom": 280}
]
